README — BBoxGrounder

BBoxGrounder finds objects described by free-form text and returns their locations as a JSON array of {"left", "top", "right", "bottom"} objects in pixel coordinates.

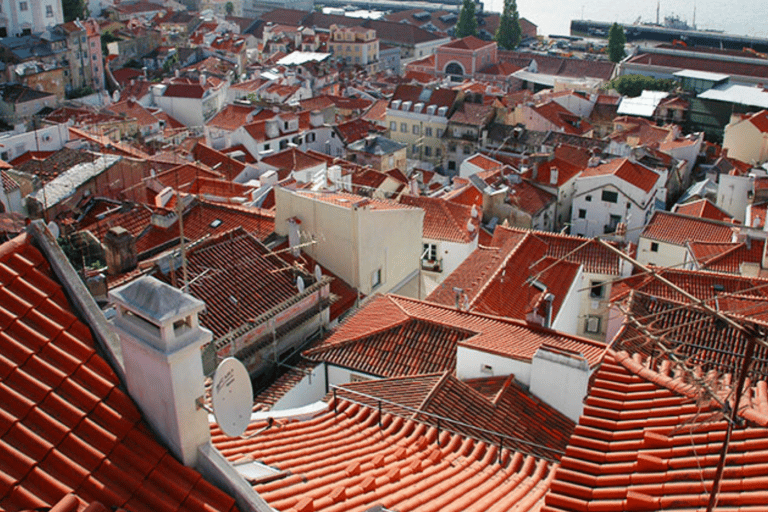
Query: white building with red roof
[
  {"left": 570, "top": 157, "right": 667, "bottom": 243},
  {"left": 153, "top": 76, "right": 229, "bottom": 128},
  {"left": 399, "top": 194, "right": 479, "bottom": 292},
  {"left": 637, "top": 210, "right": 737, "bottom": 268},
  {"left": 723, "top": 109, "right": 768, "bottom": 166}
]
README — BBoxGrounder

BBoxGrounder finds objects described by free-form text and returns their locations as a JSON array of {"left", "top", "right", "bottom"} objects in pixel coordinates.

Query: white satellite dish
[
  {"left": 211, "top": 357, "right": 253, "bottom": 437},
  {"left": 314, "top": 264, "right": 322, "bottom": 281},
  {"left": 47, "top": 221, "right": 60, "bottom": 239},
  {"left": 297, "top": 275, "right": 305, "bottom": 293}
]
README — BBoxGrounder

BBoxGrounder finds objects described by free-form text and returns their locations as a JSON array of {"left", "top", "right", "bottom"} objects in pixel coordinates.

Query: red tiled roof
[
  {"left": 399, "top": 195, "right": 479, "bottom": 243},
  {"left": 337, "top": 372, "right": 574, "bottom": 459},
  {"left": 0, "top": 233, "right": 238, "bottom": 512},
  {"left": 334, "top": 118, "right": 385, "bottom": 144},
  {"left": 428, "top": 231, "right": 579, "bottom": 322},
  {"left": 213, "top": 398, "right": 557, "bottom": 512},
  {"left": 641, "top": 211, "right": 735, "bottom": 246},
  {"left": 294, "top": 190, "right": 416, "bottom": 211},
  {"left": 261, "top": 148, "right": 326, "bottom": 174},
  {"left": 530, "top": 101, "right": 592, "bottom": 136},
  {"left": 747, "top": 109, "right": 768, "bottom": 133},
  {"left": 442, "top": 35, "right": 494, "bottom": 51},
  {"left": 153, "top": 228, "right": 304, "bottom": 339},
  {"left": 191, "top": 143, "right": 246, "bottom": 182},
  {"left": 465, "top": 153, "right": 502, "bottom": 172},
  {"left": 673, "top": 198, "right": 736, "bottom": 223},
  {"left": 579, "top": 157, "right": 660, "bottom": 193},
  {"left": 626, "top": 49, "right": 768, "bottom": 80},
  {"left": 519, "top": 227, "right": 625, "bottom": 275},
  {"left": 389, "top": 84, "right": 457, "bottom": 112},
  {"left": 309, "top": 294, "right": 607, "bottom": 372},
  {"left": 543, "top": 348, "right": 768, "bottom": 512},
  {"left": 505, "top": 178, "right": 556, "bottom": 215},
  {"left": 688, "top": 238, "right": 764, "bottom": 274},
  {"left": 134, "top": 200, "right": 275, "bottom": 256},
  {"left": 163, "top": 83, "right": 205, "bottom": 99},
  {"left": 207, "top": 104, "right": 257, "bottom": 131}
]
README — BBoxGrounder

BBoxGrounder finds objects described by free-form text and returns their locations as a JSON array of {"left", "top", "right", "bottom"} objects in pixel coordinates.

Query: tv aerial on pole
[{"left": 211, "top": 357, "right": 253, "bottom": 437}]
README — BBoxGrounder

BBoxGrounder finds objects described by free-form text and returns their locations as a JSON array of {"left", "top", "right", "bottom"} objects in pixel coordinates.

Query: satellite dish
[
  {"left": 211, "top": 357, "right": 253, "bottom": 437},
  {"left": 314, "top": 264, "right": 322, "bottom": 281},
  {"left": 297, "top": 276, "right": 305, "bottom": 293},
  {"left": 47, "top": 221, "right": 60, "bottom": 239}
]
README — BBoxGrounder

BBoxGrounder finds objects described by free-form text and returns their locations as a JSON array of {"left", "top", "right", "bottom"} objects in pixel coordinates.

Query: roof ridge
[
  {"left": 414, "top": 370, "right": 453, "bottom": 417},
  {"left": 468, "top": 232, "right": 534, "bottom": 309}
]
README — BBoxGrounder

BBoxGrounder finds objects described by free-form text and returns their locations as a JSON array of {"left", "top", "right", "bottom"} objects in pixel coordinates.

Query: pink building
[{"left": 435, "top": 36, "right": 497, "bottom": 80}]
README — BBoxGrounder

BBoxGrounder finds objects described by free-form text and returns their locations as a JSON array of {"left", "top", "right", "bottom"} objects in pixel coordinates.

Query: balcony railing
[{"left": 421, "top": 258, "right": 442, "bottom": 272}]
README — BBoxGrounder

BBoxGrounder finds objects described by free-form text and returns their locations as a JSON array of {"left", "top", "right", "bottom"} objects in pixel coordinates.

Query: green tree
[
  {"left": 455, "top": 0, "right": 478, "bottom": 39},
  {"left": 606, "top": 74, "right": 677, "bottom": 97},
  {"left": 608, "top": 22, "right": 626, "bottom": 63},
  {"left": 495, "top": 0, "right": 522, "bottom": 50},
  {"left": 62, "top": 0, "right": 85, "bottom": 22},
  {"left": 225, "top": 1, "right": 234, "bottom": 15}
]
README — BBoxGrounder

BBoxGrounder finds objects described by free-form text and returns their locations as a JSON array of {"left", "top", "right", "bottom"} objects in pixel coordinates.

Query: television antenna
[{"left": 211, "top": 357, "right": 253, "bottom": 437}]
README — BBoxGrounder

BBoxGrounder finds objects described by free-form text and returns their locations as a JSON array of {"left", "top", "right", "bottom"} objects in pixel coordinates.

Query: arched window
[{"left": 445, "top": 62, "right": 464, "bottom": 78}]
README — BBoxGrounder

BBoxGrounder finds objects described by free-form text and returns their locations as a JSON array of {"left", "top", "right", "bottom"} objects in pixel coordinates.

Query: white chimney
[{"left": 109, "top": 276, "right": 212, "bottom": 467}]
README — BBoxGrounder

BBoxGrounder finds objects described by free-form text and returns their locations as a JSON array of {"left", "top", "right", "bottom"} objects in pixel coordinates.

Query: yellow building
[
  {"left": 385, "top": 84, "right": 458, "bottom": 168},
  {"left": 329, "top": 25, "right": 379, "bottom": 73}
]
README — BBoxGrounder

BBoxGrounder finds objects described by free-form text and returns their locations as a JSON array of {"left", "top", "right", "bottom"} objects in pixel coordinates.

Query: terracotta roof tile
[
  {"left": 0, "top": 233, "right": 239, "bottom": 512},
  {"left": 641, "top": 211, "right": 735, "bottom": 246},
  {"left": 687, "top": 238, "right": 764, "bottom": 274},
  {"left": 337, "top": 371, "right": 574, "bottom": 459},
  {"left": 579, "top": 157, "right": 661, "bottom": 193},
  {"left": 308, "top": 294, "right": 607, "bottom": 371},
  {"left": 672, "top": 198, "right": 736, "bottom": 223},
  {"left": 399, "top": 195, "right": 479, "bottom": 243},
  {"left": 212, "top": 398, "right": 557, "bottom": 512}
]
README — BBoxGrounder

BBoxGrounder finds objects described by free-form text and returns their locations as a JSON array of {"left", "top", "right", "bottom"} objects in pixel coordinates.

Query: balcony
[{"left": 421, "top": 258, "right": 442, "bottom": 273}]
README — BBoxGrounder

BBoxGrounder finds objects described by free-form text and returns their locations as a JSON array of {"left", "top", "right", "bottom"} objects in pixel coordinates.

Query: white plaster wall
[
  {"left": 530, "top": 349, "right": 590, "bottom": 422},
  {"left": 434, "top": 237, "right": 477, "bottom": 283},
  {"left": 636, "top": 238, "right": 689, "bottom": 268},
  {"left": 456, "top": 346, "right": 531, "bottom": 385},
  {"left": 717, "top": 173, "right": 751, "bottom": 223},
  {"left": 550, "top": 266, "right": 584, "bottom": 336},
  {"left": 271, "top": 364, "right": 328, "bottom": 411},
  {"left": 326, "top": 364, "right": 380, "bottom": 387}
]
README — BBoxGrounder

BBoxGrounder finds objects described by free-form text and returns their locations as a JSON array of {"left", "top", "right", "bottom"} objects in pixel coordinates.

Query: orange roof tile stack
[
  {"left": 0, "top": 234, "right": 238, "bottom": 512},
  {"left": 213, "top": 398, "right": 557, "bottom": 512}
]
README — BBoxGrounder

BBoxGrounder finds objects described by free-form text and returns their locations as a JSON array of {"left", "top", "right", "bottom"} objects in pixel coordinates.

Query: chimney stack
[
  {"left": 103, "top": 226, "right": 137, "bottom": 275},
  {"left": 109, "top": 276, "right": 212, "bottom": 467}
]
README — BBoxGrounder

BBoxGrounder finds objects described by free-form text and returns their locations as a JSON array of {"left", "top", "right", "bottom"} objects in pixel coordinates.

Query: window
[
  {"left": 412, "top": 144, "right": 418, "bottom": 154},
  {"left": 424, "top": 146, "right": 431, "bottom": 157},
  {"left": 45, "top": 4, "right": 53, "bottom": 16},
  {"left": 400, "top": 123, "right": 407, "bottom": 132},
  {"left": 578, "top": 209, "right": 586, "bottom": 219},
  {"left": 436, "top": 148, "right": 441, "bottom": 157},
  {"left": 390, "top": 121, "right": 396, "bottom": 131},
  {"left": 371, "top": 268, "right": 382, "bottom": 289},
  {"left": 437, "top": 129, "right": 444, "bottom": 138},
  {"left": 601, "top": 190, "right": 618, "bottom": 203},
  {"left": 606, "top": 214, "right": 621, "bottom": 233},
  {"left": 425, "top": 127, "right": 432, "bottom": 137},
  {"left": 585, "top": 315, "right": 601, "bottom": 334},
  {"left": 462, "top": 144, "right": 472, "bottom": 155},
  {"left": 650, "top": 242, "right": 659, "bottom": 252},
  {"left": 585, "top": 195, "right": 592, "bottom": 202},
  {"left": 422, "top": 243, "right": 437, "bottom": 261},
  {"left": 19, "top": 1, "right": 28, "bottom": 10},
  {"left": 590, "top": 281, "right": 605, "bottom": 299},
  {"left": 412, "top": 125, "right": 419, "bottom": 135}
]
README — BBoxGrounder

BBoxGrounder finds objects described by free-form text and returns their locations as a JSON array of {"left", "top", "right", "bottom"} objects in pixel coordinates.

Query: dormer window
[
  {"left": 391, "top": 99, "right": 402, "bottom": 109},
  {"left": 402, "top": 101, "right": 412, "bottom": 111},
  {"left": 426, "top": 105, "right": 436, "bottom": 115},
  {"left": 437, "top": 106, "right": 448, "bottom": 116},
  {"left": 414, "top": 102, "right": 424, "bottom": 113}
]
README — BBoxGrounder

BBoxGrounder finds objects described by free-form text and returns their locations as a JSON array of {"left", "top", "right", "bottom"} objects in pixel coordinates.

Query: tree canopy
[
  {"left": 608, "top": 23, "right": 626, "bottom": 63},
  {"left": 455, "top": 0, "right": 478, "bottom": 39},
  {"left": 62, "top": 0, "right": 86, "bottom": 22},
  {"left": 495, "top": 0, "right": 522, "bottom": 50},
  {"left": 606, "top": 74, "right": 677, "bottom": 97}
]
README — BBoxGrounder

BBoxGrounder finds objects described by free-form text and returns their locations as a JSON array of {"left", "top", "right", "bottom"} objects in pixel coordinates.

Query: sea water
[{"left": 484, "top": 0, "right": 768, "bottom": 39}]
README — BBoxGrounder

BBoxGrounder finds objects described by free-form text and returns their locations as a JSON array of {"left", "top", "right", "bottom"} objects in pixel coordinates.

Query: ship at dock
[{"left": 571, "top": 18, "right": 768, "bottom": 54}]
